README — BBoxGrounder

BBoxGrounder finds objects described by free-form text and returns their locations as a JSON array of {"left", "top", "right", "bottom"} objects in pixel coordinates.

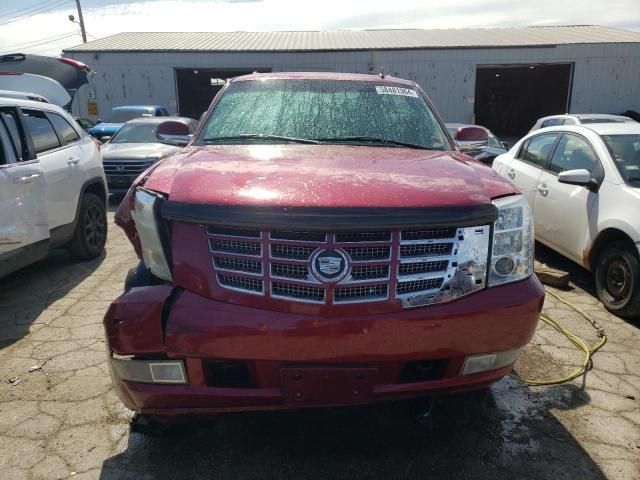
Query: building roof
[{"left": 64, "top": 25, "right": 640, "bottom": 53}]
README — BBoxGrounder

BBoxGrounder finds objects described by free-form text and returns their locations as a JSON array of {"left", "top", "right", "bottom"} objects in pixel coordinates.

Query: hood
[
  {"left": 102, "top": 143, "right": 180, "bottom": 160},
  {"left": 88, "top": 123, "right": 122, "bottom": 136},
  {"left": 142, "top": 144, "right": 518, "bottom": 208}
]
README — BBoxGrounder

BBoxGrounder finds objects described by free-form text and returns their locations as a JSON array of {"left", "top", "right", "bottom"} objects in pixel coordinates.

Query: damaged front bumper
[{"left": 103, "top": 277, "right": 544, "bottom": 415}]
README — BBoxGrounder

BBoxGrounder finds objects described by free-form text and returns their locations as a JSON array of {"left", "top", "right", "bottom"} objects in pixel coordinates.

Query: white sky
[{"left": 1, "top": 0, "right": 639, "bottom": 56}]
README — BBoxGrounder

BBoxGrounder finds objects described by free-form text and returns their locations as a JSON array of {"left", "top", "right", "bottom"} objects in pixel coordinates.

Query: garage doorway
[
  {"left": 474, "top": 63, "right": 573, "bottom": 138},
  {"left": 175, "top": 68, "right": 270, "bottom": 120}
]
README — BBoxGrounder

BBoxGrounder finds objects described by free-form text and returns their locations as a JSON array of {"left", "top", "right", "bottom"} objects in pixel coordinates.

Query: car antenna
[{"left": 379, "top": 68, "right": 386, "bottom": 79}]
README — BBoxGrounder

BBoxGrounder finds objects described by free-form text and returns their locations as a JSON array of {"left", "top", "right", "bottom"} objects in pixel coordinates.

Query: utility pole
[{"left": 74, "top": 0, "right": 87, "bottom": 43}]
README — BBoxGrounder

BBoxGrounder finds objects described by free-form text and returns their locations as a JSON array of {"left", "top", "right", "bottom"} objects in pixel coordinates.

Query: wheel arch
[{"left": 588, "top": 228, "right": 637, "bottom": 271}]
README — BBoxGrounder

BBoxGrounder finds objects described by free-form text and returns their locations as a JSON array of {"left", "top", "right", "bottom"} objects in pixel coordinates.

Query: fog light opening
[
  {"left": 461, "top": 348, "right": 522, "bottom": 376},
  {"left": 149, "top": 362, "right": 187, "bottom": 384}
]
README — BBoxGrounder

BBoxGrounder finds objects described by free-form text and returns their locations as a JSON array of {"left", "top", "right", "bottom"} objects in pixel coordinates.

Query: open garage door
[
  {"left": 175, "top": 68, "right": 270, "bottom": 120},
  {"left": 474, "top": 63, "right": 573, "bottom": 138}
]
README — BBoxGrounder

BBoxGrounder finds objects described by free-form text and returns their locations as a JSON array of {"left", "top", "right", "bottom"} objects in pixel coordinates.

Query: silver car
[{"left": 102, "top": 116, "right": 197, "bottom": 193}]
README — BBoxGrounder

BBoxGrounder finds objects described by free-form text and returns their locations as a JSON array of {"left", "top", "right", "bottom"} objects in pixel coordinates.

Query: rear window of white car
[{"left": 48, "top": 113, "right": 80, "bottom": 144}]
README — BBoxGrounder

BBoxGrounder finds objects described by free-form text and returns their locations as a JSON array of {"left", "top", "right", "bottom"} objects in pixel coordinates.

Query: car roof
[
  {"left": 230, "top": 71, "right": 416, "bottom": 86},
  {"left": 0, "top": 95, "right": 69, "bottom": 114},
  {"left": 124, "top": 116, "right": 194, "bottom": 125},
  {"left": 528, "top": 122, "right": 640, "bottom": 137},
  {"left": 541, "top": 113, "right": 631, "bottom": 121},
  {"left": 113, "top": 105, "right": 165, "bottom": 110}
]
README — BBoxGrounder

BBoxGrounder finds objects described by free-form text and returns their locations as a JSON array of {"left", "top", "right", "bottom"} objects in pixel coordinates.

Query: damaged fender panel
[{"left": 104, "top": 285, "right": 174, "bottom": 355}]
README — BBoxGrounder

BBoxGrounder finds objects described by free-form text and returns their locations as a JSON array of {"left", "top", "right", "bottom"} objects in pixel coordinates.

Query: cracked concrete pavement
[{"left": 0, "top": 201, "right": 638, "bottom": 480}]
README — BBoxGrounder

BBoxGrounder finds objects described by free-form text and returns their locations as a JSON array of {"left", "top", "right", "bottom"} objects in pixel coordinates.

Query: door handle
[
  {"left": 507, "top": 168, "right": 515, "bottom": 179},
  {"left": 13, "top": 173, "right": 41, "bottom": 184},
  {"left": 67, "top": 157, "right": 80, "bottom": 166},
  {"left": 537, "top": 184, "right": 549, "bottom": 197}
]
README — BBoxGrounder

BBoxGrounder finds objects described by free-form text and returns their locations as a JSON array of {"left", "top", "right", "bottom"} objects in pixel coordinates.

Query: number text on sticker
[{"left": 375, "top": 86, "right": 419, "bottom": 97}]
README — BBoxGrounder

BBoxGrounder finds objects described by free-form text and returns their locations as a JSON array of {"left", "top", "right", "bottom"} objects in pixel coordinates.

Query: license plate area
[{"left": 280, "top": 367, "right": 377, "bottom": 407}]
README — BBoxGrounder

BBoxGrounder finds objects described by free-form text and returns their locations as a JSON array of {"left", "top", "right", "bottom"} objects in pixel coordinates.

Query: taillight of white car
[
  {"left": 489, "top": 194, "right": 534, "bottom": 286},
  {"left": 131, "top": 188, "right": 173, "bottom": 281}
]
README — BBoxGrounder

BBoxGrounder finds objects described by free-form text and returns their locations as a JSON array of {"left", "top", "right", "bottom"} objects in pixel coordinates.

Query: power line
[
  {"left": 0, "top": 0, "right": 63, "bottom": 20},
  {"left": 1, "top": 30, "right": 77, "bottom": 50},
  {"left": 0, "top": 0, "right": 73, "bottom": 27},
  {"left": 0, "top": 32, "right": 78, "bottom": 54}
]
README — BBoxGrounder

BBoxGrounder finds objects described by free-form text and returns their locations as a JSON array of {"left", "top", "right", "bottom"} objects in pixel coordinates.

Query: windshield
[
  {"left": 602, "top": 134, "right": 640, "bottom": 186},
  {"left": 110, "top": 123, "right": 159, "bottom": 144},
  {"left": 200, "top": 79, "right": 449, "bottom": 150},
  {"left": 106, "top": 109, "right": 152, "bottom": 123}
]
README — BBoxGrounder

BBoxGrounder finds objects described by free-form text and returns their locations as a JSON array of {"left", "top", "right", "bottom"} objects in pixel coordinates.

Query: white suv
[
  {"left": 0, "top": 97, "right": 107, "bottom": 277},
  {"left": 493, "top": 123, "right": 640, "bottom": 317}
]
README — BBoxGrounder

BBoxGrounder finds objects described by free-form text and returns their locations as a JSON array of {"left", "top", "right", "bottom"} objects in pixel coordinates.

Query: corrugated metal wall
[{"left": 68, "top": 42, "right": 640, "bottom": 124}]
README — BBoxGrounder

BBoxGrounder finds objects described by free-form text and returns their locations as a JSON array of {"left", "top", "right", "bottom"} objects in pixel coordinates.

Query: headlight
[
  {"left": 130, "top": 188, "right": 173, "bottom": 281},
  {"left": 488, "top": 195, "right": 533, "bottom": 286}
]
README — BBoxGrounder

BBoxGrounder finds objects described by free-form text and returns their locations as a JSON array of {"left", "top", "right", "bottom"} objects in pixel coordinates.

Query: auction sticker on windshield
[{"left": 375, "top": 86, "right": 419, "bottom": 97}]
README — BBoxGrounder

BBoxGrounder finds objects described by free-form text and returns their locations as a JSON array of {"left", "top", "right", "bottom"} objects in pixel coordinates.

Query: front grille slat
[
  {"left": 209, "top": 239, "right": 261, "bottom": 257},
  {"left": 204, "top": 224, "right": 488, "bottom": 306},
  {"left": 271, "top": 244, "right": 315, "bottom": 260},
  {"left": 217, "top": 274, "right": 263, "bottom": 293},
  {"left": 334, "top": 284, "right": 388, "bottom": 303},
  {"left": 272, "top": 282, "right": 325, "bottom": 303},
  {"left": 103, "top": 160, "right": 154, "bottom": 175},
  {"left": 344, "top": 246, "right": 391, "bottom": 262},
  {"left": 400, "top": 243, "right": 453, "bottom": 258}
]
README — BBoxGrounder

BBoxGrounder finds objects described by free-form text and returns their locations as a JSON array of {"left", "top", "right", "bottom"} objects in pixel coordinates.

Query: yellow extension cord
[{"left": 511, "top": 288, "right": 608, "bottom": 386}]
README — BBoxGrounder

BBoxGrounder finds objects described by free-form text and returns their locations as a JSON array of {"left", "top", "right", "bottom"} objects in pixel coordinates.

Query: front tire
[
  {"left": 68, "top": 193, "right": 107, "bottom": 260},
  {"left": 595, "top": 241, "right": 640, "bottom": 317}
]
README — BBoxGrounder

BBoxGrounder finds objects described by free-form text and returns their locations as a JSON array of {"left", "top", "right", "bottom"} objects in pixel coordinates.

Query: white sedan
[{"left": 493, "top": 123, "right": 640, "bottom": 317}]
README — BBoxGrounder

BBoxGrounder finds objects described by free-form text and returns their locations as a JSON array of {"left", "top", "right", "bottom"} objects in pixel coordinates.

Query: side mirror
[
  {"left": 454, "top": 126, "right": 489, "bottom": 153},
  {"left": 156, "top": 120, "right": 192, "bottom": 146},
  {"left": 100, "top": 136, "right": 111, "bottom": 143},
  {"left": 558, "top": 169, "right": 598, "bottom": 190}
]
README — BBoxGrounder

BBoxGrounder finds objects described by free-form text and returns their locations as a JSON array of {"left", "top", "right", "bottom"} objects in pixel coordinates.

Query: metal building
[{"left": 63, "top": 25, "right": 640, "bottom": 136}]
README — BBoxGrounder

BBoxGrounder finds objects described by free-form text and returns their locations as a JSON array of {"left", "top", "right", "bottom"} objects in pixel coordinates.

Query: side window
[
  {"left": 0, "top": 121, "right": 13, "bottom": 165},
  {"left": 541, "top": 118, "right": 566, "bottom": 128},
  {"left": 0, "top": 109, "right": 28, "bottom": 161},
  {"left": 23, "top": 110, "right": 60, "bottom": 154},
  {"left": 520, "top": 134, "right": 559, "bottom": 168},
  {"left": 549, "top": 134, "right": 599, "bottom": 174},
  {"left": 47, "top": 113, "right": 80, "bottom": 144}
]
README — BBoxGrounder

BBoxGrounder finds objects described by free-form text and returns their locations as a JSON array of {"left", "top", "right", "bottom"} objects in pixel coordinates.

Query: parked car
[
  {"left": 0, "top": 95, "right": 107, "bottom": 278},
  {"left": 446, "top": 123, "right": 508, "bottom": 165},
  {"left": 87, "top": 105, "right": 170, "bottom": 141},
  {"left": 106, "top": 72, "right": 543, "bottom": 421},
  {"left": 529, "top": 113, "right": 634, "bottom": 132},
  {"left": 74, "top": 117, "right": 97, "bottom": 131},
  {"left": 493, "top": 123, "right": 640, "bottom": 316},
  {"left": 102, "top": 116, "right": 197, "bottom": 193}
]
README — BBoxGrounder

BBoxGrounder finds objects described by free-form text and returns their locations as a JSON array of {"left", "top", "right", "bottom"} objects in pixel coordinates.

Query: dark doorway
[
  {"left": 175, "top": 68, "right": 270, "bottom": 120},
  {"left": 474, "top": 63, "right": 572, "bottom": 138}
]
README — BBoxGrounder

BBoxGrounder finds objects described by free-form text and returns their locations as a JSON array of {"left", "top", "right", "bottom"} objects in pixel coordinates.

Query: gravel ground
[{"left": 0, "top": 198, "right": 638, "bottom": 480}]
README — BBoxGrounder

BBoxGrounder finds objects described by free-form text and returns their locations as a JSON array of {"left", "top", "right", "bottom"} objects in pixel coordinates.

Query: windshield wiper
[
  {"left": 312, "top": 136, "right": 438, "bottom": 150},
  {"left": 203, "top": 134, "right": 321, "bottom": 145}
]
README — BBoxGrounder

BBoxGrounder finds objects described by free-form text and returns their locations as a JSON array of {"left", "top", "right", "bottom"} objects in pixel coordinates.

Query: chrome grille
[
  {"left": 205, "top": 224, "right": 490, "bottom": 307},
  {"left": 103, "top": 159, "right": 154, "bottom": 175}
]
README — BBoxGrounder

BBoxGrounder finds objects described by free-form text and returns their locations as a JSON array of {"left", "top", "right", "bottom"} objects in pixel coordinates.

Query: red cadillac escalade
[{"left": 106, "top": 72, "right": 544, "bottom": 417}]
